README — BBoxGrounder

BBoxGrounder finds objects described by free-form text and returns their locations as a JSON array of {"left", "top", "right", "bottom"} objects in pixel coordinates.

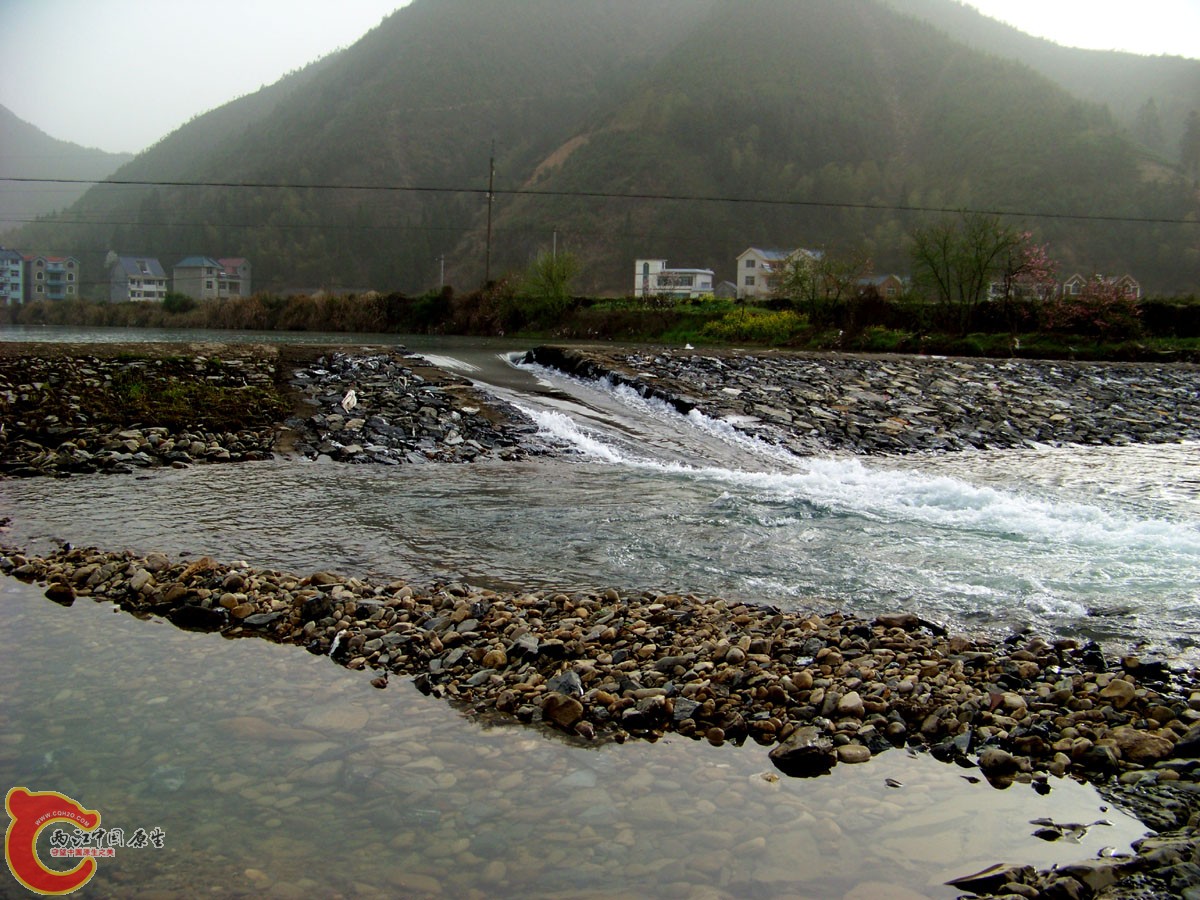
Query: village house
[
  {"left": 171, "top": 256, "right": 253, "bottom": 300},
  {"left": 173, "top": 257, "right": 224, "bottom": 300},
  {"left": 634, "top": 259, "right": 715, "bottom": 299},
  {"left": 735, "top": 247, "right": 791, "bottom": 300},
  {"left": 218, "top": 258, "right": 252, "bottom": 296},
  {"left": 109, "top": 255, "right": 168, "bottom": 302},
  {"left": 735, "top": 247, "right": 824, "bottom": 300},
  {"left": 0, "top": 248, "right": 24, "bottom": 305},
  {"left": 856, "top": 274, "right": 905, "bottom": 299},
  {"left": 1061, "top": 273, "right": 1141, "bottom": 300},
  {"left": 25, "top": 254, "right": 80, "bottom": 301}
]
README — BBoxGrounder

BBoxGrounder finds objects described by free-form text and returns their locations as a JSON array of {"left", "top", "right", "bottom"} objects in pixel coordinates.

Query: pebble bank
[
  {"left": 6, "top": 545, "right": 1200, "bottom": 897},
  {"left": 0, "top": 343, "right": 544, "bottom": 477}
]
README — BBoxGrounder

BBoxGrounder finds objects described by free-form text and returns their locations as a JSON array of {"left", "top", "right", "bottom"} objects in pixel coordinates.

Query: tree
[
  {"left": 772, "top": 247, "right": 869, "bottom": 327},
  {"left": 995, "top": 234, "right": 1059, "bottom": 302},
  {"left": 523, "top": 248, "right": 579, "bottom": 303},
  {"left": 1182, "top": 110, "right": 1200, "bottom": 181},
  {"left": 1134, "top": 98, "right": 1166, "bottom": 153},
  {"left": 519, "top": 249, "right": 580, "bottom": 322},
  {"left": 990, "top": 234, "right": 1059, "bottom": 337},
  {"left": 1041, "top": 274, "right": 1142, "bottom": 340},
  {"left": 162, "top": 291, "right": 197, "bottom": 315},
  {"left": 908, "top": 212, "right": 1024, "bottom": 333}
]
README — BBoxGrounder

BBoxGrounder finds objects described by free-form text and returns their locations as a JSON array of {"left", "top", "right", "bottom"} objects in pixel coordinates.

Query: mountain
[
  {"left": 6, "top": 0, "right": 1199, "bottom": 298},
  {"left": 0, "top": 106, "right": 134, "bottom": 233},
  {"left": 882, "top": 0, "right": 1200, "bottom": 155}
]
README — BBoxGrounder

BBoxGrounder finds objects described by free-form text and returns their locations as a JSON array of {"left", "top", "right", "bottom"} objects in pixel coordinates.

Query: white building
[
  {"left": 735, "top": 247, "right": 797, "bottom": 300},
  {"left": 110, "top": 255, "right": 168, "bottom": 302},
  {"left": 634, "top": 259, "right": 715, "bottom": 299}
]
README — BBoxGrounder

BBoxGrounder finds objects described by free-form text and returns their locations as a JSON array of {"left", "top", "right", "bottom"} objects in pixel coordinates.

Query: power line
[{"left": 2, "top": 176, "right": 1196, "bottom": 227}]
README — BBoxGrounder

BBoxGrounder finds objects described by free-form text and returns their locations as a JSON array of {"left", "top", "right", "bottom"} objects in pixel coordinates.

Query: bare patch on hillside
[{"left": 528, "top": 134, "right": 590, "bottom": 184}]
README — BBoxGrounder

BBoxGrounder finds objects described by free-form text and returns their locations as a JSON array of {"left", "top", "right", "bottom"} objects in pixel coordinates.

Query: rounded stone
[
  {"left": 542, "top": 692, "right": 584, "bottom": 729},
  {"left": 837, "top": 744, "right": 872, "bottom": 764}
]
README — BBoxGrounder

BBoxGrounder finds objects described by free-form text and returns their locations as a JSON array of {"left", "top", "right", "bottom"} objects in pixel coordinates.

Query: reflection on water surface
[{"left": 0, "top": 578, "right": 1145, "bottom": 899}]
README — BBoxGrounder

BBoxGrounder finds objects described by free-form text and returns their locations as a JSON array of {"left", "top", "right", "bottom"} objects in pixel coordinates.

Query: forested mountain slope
[
  {"left": 7, "top": 0, "right": 1197, "bottom": 297},
  {"left": 884, "top": 0, "right": 1200, "bottom": 155}
]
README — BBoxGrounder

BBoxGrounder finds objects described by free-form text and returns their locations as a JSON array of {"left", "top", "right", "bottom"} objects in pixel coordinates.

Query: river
[
  {"left": 1, "top": 324, "right": 1195, "bottom": 897},
  {"left": 4, "top": 325, "right": 1199, "bottom": 662}
]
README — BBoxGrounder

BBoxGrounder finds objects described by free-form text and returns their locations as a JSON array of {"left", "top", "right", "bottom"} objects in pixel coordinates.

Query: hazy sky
[
  {"left": 0, "top": 0, "right": 412, "bottom": 154},
  {"left": 961, "top": 0, "right": 1200, "bottom": 57},
  {"left": 0, "top": 0, "right": 1195, "bottom": 155}
]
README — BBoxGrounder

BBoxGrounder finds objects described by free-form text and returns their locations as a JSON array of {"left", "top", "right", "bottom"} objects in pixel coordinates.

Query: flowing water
[
  {"left": 2, "top": 325, "right": 1197, "bottom": 896},
  {"left": 4, "top": 327, "right": 1199, "bottom": 660}
]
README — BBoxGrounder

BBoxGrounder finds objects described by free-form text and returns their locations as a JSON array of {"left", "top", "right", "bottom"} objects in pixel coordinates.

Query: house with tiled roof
[
  {"left": 109, "top": 255, "right": 168, "bottom": 302},
  {"left": 1061, "top": 273, "right": 1142, "bottom": 300},
  {"left": 173, "top": 256, "right": 224, "bottom": 300},
  {"left": 217, "top": 258, "right": 251, "bottom": 296},
  {"left": 856, "top": 274, "right": 906, "bottom": 300}
]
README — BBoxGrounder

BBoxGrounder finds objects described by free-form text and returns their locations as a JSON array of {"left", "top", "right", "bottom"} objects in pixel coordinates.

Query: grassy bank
[{"left": 4, "top": 289, "right": 1200, "bottom": 363}]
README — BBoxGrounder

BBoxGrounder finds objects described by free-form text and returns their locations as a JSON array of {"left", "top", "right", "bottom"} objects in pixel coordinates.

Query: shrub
[
  {"left": 162, "top": 292, "right": 197, "bottom": 315},
  {"left": 1041, "top": 276, "right": 1143, "bottom": 339},
  {"left": 700, "top": 309, "right": 808, "bottom": 344}
]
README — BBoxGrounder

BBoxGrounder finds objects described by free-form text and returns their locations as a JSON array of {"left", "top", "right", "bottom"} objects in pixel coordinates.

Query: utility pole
[
  {"left": 484, "top": 142, "right": 495, "bottom": 285},
  {"left": 552, "top": 229, "right": 557, "bottom": 262},
  {"left": 437, "top": 255, "right": 445, "bottom": 291}
]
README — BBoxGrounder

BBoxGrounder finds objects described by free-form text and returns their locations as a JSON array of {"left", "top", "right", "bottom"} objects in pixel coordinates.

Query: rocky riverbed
[
  {"left": 5, "top": 341, "right": 1200, "bottom": 898},
  {"left": 5, "top": 342, "right": 1197, "bottom": 477},
  {"left": 283, "top": 349, "right": 543, "bottom": 464}
]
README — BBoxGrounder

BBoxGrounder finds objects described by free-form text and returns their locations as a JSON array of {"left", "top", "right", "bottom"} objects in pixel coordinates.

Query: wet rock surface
[
  {"left": 6, "top": 341, "right": 1200, "bottom": 897},
  {"left": 284, "top": 350, "right": 544, "bottom": 464},
  {"left": 527, "top": 346, "right": 1200, "bottom": 455}
]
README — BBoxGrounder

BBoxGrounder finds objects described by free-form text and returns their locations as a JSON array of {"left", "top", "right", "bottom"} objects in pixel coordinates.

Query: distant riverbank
[
  {"left": 5, "top": 341, "right": 1198, "bottom": 480},
  {"left": 5, "top": 290, "right": 1200, "bottom": 364}
]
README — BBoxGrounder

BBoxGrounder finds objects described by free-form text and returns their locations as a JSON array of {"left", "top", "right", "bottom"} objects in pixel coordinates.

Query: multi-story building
[
  {"left": 0, "top": 248, "right": 23, "bottom": 305},
  {"left": 217, "top": 258, "right": 251, "bottom": 296},
  {"left": 110, "top": 255, "right": 168, "bottom": 302},
  {"left": 173, "top": 256, "right": 253, "bottom": 299},
  {"left": 173, "top": 256, "right": 224, "bottom": 300},
  {"left": 735, "top": 247, "right": 822, "bottom": 300},
  {"left": 25, "top": 255, "right": 80, "bottom": 301},
  {"left": 734, "top": 247, "right": 792, "bottom": 300},
  {"left": 633, "top": 259, "right": 715, "bottom": 299}
]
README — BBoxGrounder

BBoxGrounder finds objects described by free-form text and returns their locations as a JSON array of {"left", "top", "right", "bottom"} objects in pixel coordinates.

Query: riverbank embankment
[
  {"left": 526, "top": 346, "right": 1200, "bottom": 455},
  {"left": 0, "top": 342, "right": 542, "bottom": 477},
  {"left": 5, "top": 342, "right": 1199, "bottom": 478}
]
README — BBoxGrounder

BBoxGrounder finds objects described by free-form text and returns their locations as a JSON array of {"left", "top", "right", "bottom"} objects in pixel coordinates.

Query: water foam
[{"left": 522, "top": 386, "right": 1200, "bottom": 561}]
